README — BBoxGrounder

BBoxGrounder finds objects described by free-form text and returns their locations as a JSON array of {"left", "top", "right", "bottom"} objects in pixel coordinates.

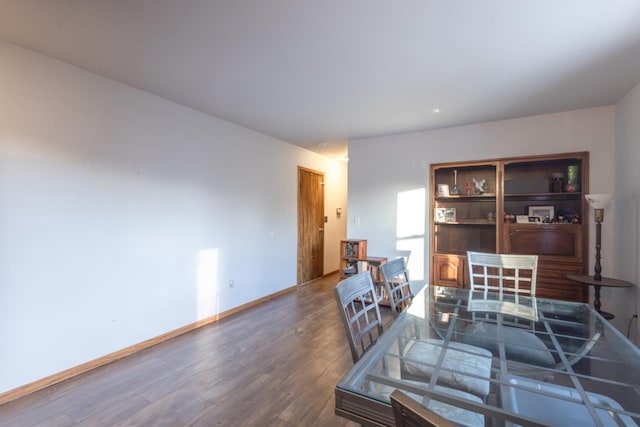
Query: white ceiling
[{"left": 2, "top": 1, "right": 640, "bottom": 160}]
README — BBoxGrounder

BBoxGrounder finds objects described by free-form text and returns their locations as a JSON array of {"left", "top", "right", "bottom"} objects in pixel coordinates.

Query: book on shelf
[
  {"left": 368, "top": 265, "right": 379, "bottom": 281},
  {"left": 344, "top": 242, "right": 360, "bottom": 258},
  {"left": 342, "top": 267, "right": 357, "bottom": 275},
  {"left": 342, "top": 261, "right": 358, "bottom": 275},
  {"left": 342, "top": 261, "right": 378, "bottom": 279}
]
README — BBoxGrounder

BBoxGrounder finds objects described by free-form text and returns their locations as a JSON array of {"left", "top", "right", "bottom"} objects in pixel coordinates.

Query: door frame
[{"left": 297, "top": 166, "right": 325, "bottom": 285}]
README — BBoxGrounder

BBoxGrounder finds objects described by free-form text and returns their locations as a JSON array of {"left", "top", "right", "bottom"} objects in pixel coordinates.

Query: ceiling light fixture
[{"left": 433, "top": 108, "right": 441, "bottom": 114}]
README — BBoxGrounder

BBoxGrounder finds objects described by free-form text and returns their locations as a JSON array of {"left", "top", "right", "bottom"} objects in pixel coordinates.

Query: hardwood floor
[{"left": 0, "top": 273, "right": 393, "bottom": 426}]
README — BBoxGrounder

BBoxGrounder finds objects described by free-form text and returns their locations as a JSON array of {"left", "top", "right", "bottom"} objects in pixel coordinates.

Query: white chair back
[{"left": 466, "top": 251, "right": 539, "bottom": 322}]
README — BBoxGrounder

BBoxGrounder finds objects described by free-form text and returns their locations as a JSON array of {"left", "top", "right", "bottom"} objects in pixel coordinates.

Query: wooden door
[{"left": 297, "top": 167, "right": 324, "bottom": 284}]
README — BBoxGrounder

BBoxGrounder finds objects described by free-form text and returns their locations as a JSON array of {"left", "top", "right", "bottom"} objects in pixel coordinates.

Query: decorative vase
[{"left": 565, "top": 165, "right": 579, "bottom": 192}]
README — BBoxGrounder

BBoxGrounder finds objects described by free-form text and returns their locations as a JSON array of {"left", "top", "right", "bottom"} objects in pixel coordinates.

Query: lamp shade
[{"left": 585, "top": 194, "right": 612, "bottom": 209}]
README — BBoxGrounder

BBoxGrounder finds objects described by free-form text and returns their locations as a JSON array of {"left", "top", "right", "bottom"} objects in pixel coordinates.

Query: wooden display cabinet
[
  {"left": 432, "top": 161, "right": 498, "bottom": 288},
  {"left": 430, "top": 152, "right": 589, "bottom": 302},
  {"left": 339, "top": 239, "right": 387, "bottom": 283},
  {"left": 339, "top": 239, "right": 389, "bottom": 304},
  {"left": 340, "top": 239, "right": 367, "bottom": 276}
]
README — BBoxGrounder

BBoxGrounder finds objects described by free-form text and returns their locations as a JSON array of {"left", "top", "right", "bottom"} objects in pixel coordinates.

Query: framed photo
[
  {"left": 437, "top": 184, "right": 450, "bottom": 197},
  {"left": 435, "top": 207, "right": 456, "bottom": 223},
  {"left": 516, "top": 215, "right": 541, "bottom": 224},
  {"left": 528, "top": 205, "right": 554, "bottom": 221}
]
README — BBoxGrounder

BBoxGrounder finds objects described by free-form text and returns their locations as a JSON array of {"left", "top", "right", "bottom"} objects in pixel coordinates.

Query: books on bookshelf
[
  {"left": 340, "top": 260, "right": 381, "bottom": 282},
  {"left": 344, "top": 241, "right": 359, "bottom": 258},
  {"left": 339, "top": 239, "right": 392, "bottom": 306},
  {"left": 368, "top": 264, "right": 379, "bottom": 280},
  {"left": 342, "top": 261, "right": 358, "bottom": 275}
]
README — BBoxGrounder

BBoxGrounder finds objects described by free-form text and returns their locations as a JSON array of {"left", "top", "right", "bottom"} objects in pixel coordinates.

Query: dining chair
[
  {"left": 334, "top": 273, "right": 486, "bottom": 424},
  {"left": 463, "top": 251, "right": 556, "bottom": 368},
  {"left": 466, "top": 251, "right": 539, "bottom": 323},
  {"left": 399, "top": 337, "right": 493, "bottom": 400},
  {"left": 334, "top": 270, "right": 492, "bottom": 401},
  {"left": 334, "top": 271, "right": 385, "bottom": 363},
  {"left": 380, "top": 257, "right": 414, "bottom": 315},
  {"left": 390, "top": 389, "right": 457, "bottom": 427}
]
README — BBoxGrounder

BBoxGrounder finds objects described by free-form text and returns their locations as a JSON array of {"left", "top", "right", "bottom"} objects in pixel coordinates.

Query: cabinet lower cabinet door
[
  {"left": 536, "top": 263, "right": 587, "bottom": 302},
  {"left": 432, "top": 254, "right": 467, "bottom": 288},
  {"left": 536, "top": 284, "right": 586, "bottom": 302},
  {"left": 504, "top": 224, "right": 587, "bottom": 302},
  {"left": 503, "top": 224, "right": 583, "bottom": 264}
]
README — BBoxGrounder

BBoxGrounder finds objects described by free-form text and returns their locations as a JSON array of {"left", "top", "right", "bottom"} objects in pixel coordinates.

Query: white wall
[
  {"left": 0, "top": 40, "right": 347, "bottom": 394},
  {"left": 348, "top": 107, "right": 624, "bottom": 324},
  {"left": 324, "top": 162, "right": 349, "bottom": 272},
  {"left": 613, "top": 81, "right": 640, "bottom": 344}
]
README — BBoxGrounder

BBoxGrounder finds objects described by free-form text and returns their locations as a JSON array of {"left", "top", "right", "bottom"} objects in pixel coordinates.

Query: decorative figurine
[
  {"left": 450, "top": 170, "right": 461, "bottom": 195},
  {"left": 465, "top": 180, "right": 471, "bottom": 196},
  {"left": 472, "top": 178, "right": 486, "bottom": 194}
]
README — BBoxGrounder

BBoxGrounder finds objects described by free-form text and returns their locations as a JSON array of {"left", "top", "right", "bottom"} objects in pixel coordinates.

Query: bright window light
[
  {"left": 397, "top": 189, "right": 425, "bottom": 238},
  {"left": 396, "top": 188, "right": 426, "bottom": 280},
  {"left": 397, "top": 238, "right": 424, "bottom": 280},
  {"left": 196, "top": 248, "right": 220, "bottom": 319}
]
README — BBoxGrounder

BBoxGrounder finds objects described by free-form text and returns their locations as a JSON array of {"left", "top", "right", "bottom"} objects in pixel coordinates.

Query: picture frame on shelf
[
  {"left": 435, "top": 207, "right": 456, "bottom": 223},
  {"left": 516, "top": 215, "right": 541, "bottom": 224},
  {"left": 437, "top": 184, "right": 450, "bottom": 197},
  {"left": 528, "top": 205, "right": 554, "bottom": 221}
]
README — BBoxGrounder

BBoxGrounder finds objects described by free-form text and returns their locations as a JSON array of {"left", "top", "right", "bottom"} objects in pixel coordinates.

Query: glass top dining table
[{"left": 335, "top": 285, "right": 640, "bottom": 427}]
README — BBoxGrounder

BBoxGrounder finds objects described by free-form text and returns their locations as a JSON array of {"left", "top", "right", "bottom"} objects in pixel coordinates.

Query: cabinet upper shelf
[
  {"left": 504, "top": 192, "right": 582, "bottom": 199},
  {"left": 436, "top": 193, "right": 496, "bottom": 200},
  {"left": 437, "top": 192, "right": 583, "bottom": 201},
  {"left": 434, "top": 220, "right": 496, "bottom": 225}
]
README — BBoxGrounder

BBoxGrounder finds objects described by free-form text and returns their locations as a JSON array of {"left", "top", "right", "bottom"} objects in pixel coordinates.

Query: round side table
[{"left": 566, "top": 274, "right": 634, "bottom": 320}]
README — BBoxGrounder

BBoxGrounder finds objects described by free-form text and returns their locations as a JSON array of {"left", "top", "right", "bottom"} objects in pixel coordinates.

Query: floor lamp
[
  {"left": 585, "top": 194, "right": 613, "bottom": 281},
  {"left": 585, "top": 194, "right": 613, "bottom": 315},
  {"left": 567, "top": 194, "right": 633, "bottom": 320}
]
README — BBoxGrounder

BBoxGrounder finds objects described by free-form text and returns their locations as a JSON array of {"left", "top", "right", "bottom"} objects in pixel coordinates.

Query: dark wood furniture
[
  {"left": 340, "top": 239, "right": 368, "bottom": 277},
  {"left": 567, "top": 274, "right": 634, "bottom": 320},
  {"left": 340, "top": 239, "right": 388, "bottom": 304},
  {"left": 430, "top": 152, "right": 589, "bottom": 302}
]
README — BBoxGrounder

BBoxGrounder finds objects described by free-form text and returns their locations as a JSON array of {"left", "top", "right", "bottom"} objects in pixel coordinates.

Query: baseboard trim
[{"left": 0, "top": 284, "right": 298, "bottom": 406}]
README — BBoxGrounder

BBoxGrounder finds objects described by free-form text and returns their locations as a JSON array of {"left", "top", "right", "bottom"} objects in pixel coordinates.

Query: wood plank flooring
[{"left": 0, "top": 273, "right": 394, "bottom": 426}]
